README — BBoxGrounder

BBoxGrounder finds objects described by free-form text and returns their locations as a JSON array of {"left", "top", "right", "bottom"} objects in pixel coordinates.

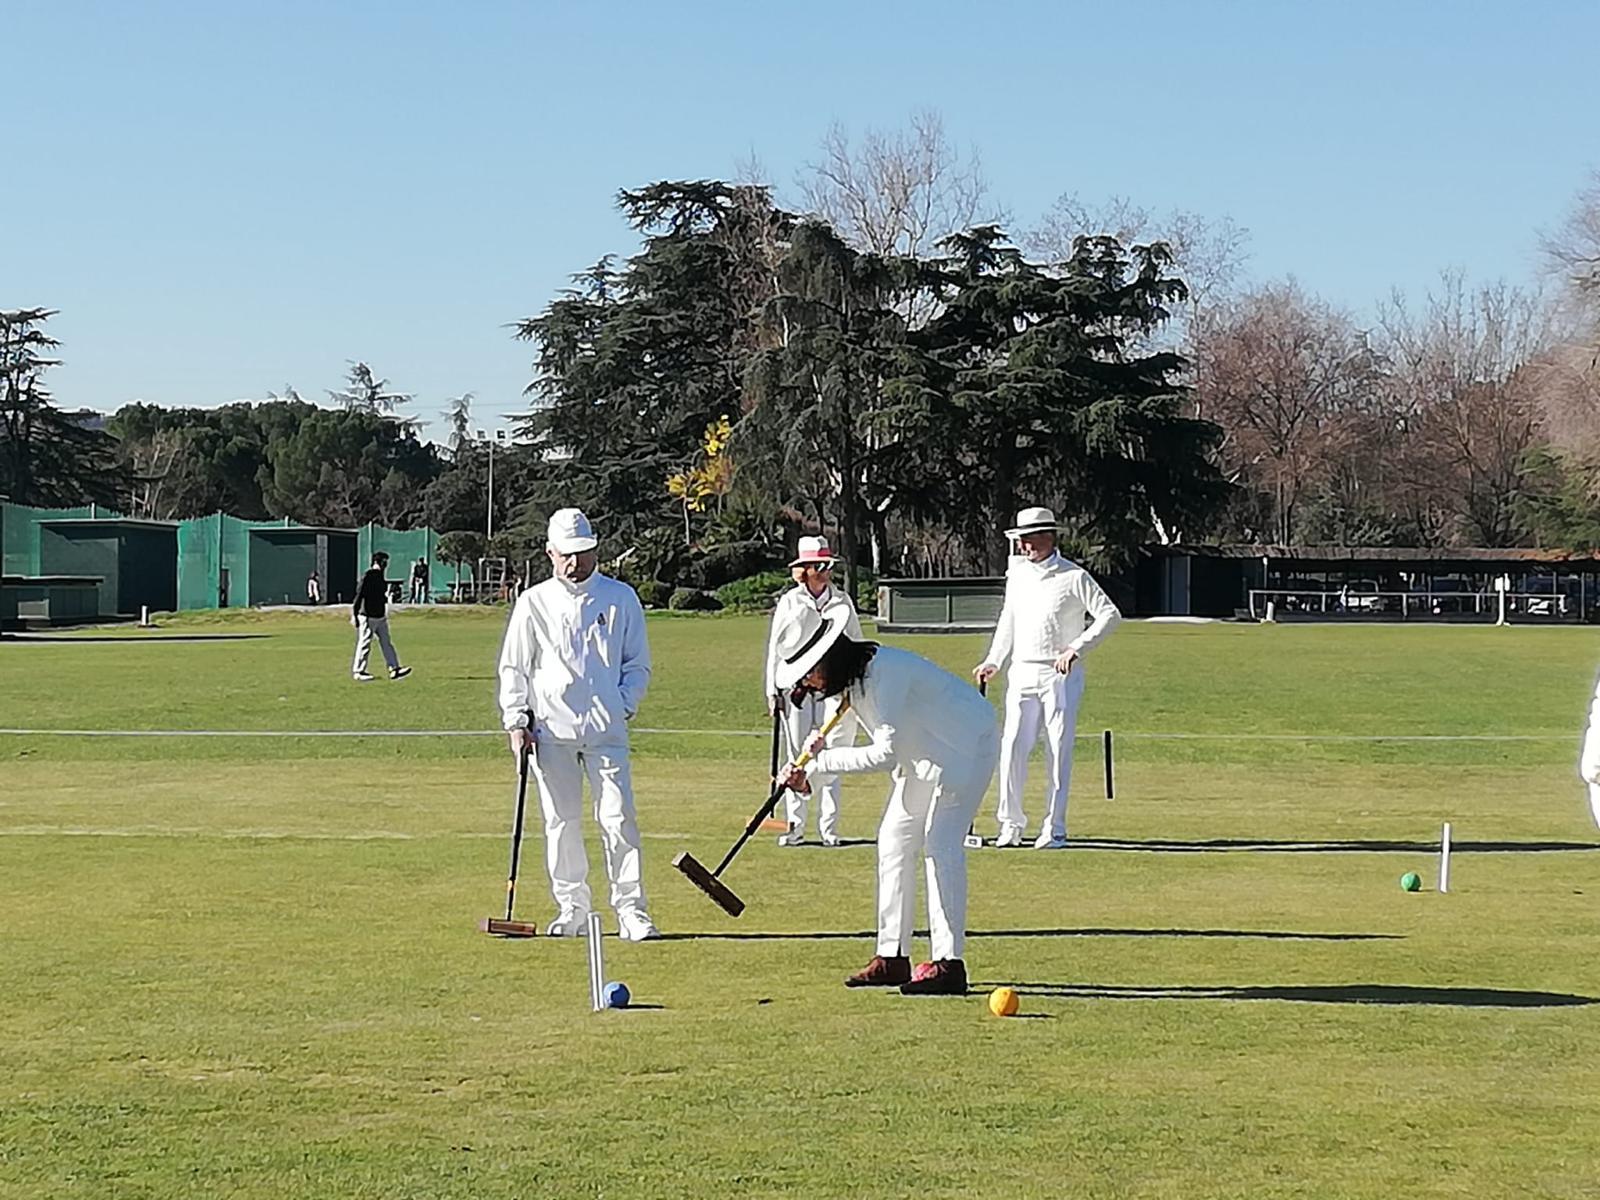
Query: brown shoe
[
  {"left": 899, "top": 959, "right": 968, "bottom": 996},
  {"left": 845, "top": 955, "right": 911, "bottom": 988}
]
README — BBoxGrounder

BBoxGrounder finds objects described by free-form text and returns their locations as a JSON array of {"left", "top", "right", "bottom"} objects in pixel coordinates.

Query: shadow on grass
[
  {"left": 657, "top": 927, "right": 1400, "bottom": 943},
  {"left": 1069, "top": 837, "right": 1600, "bottom": 854},
  {"left": 979, "top": 981, "right": 1599, "bottom": 1008},
  {"left": 6, "top": 633, "right": 273, "bottom": 643}
]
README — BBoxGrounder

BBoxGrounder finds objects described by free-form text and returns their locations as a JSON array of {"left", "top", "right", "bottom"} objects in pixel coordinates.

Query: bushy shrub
[
  {"left": 667, "top": 587, "right": 724, "bottom": 612},
  {"left": 715, "top": 570, "right": 792, "bottom": 611},
  {"left": 634, "top": 578, "right": 670, "bottom": 609},
  {"left": 678, "top": 540, "right": 786, "bottom": 590}
]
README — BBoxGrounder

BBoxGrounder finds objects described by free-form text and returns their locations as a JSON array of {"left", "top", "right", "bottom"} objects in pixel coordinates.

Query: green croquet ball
[{"left": 1400, "top": 871, "right": 1422, "bottom": 892}]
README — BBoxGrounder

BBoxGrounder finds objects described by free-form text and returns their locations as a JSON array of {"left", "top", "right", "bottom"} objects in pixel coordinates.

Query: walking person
[
  {"left": 351, "top": 552, "right": 411, "bottom": 682},
  {"left": 497, "top": 507, "right": 659, "bottom": 941},
  {"left": 973, "top": 507, "right": 1120, "bottom": 848},
  {"left": 776, "top": 609, "right": 1000, "bottom": 995},
  {"left": 763, "top": 536, "right": 861, "bottom": 846}
]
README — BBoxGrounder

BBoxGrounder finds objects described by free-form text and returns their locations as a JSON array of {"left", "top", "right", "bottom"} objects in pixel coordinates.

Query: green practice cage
[{"left": 37, "top": 519, "right": 179, "bottom": 616}]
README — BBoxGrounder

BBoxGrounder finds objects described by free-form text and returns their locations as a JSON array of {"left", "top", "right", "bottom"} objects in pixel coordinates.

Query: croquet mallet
[
  {"left": 673, "top": 699, "right": 853, "bottom": 917},
  {"left": 480, "top": 734, "right": 538, "bottom": 937},
  {"left": 964, "top": 678, "right": 988, "bottom": 848}
]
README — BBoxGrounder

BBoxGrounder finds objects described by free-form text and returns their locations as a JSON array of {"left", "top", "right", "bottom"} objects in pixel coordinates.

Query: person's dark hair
[
  {"left": 374, "top": 551, "right": 389, "bottom": 566},
  {"left": 793, "top": 635, "right": 879, "bottom": 703}
]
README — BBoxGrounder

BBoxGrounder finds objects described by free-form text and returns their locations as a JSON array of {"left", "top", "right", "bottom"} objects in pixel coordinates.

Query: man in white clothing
[
  {"left": 496, "top": 508, "right": 659, "bottom": 941},
  {"left": 1576, "top": 670, "right": 1600, "bottom": 828},
  {"left": 763, "top": 535, "right": 862, "bottom": 846},
  {"left": 776, "top": 610, "right": 999, "bottom": 996},
  {"left": 974, "top": 506, "right": 1121, "bottom": 849}
]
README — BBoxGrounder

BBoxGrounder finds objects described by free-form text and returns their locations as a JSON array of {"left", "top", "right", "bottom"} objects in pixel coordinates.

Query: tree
[
  {"left": 800, "top": 109, "right": 997, "bottom": 326},
  {"left": 665, "top": 415, "right": 734, "bottom": 544},
  {"left": 1378, "top": 277, "right": 1551, "bottom": 546},
  {"left": 444, "top": 393, "right": 474, "bottom": 458},
  {"left": 0, "top": 308, "right": 125, "bottom": 506},
  {"left": 264, "top": 409, "right": 440, "bottom": 527},
  {"left": 435, "top": 529, "right": 486, "bottom": 594},
  {"left": 908, "top": 230, "right": 1229, "bottom": 569},
  {"left": 329, "top": 362, "right": 413, "bottom": 417},
  {"left": 1193, "top": 284, "right": 1383, "bottom": 544},
  {"left": 512, "top": 182, "right": 788, "bottom": 550}
]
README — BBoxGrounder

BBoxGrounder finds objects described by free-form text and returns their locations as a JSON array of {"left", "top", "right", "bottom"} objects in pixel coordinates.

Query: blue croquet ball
[
  {"left": 1400, "top": 871, "right": 1422, "bottom": 892},
  {"left": 603, "top": 981, "right": 631, "bottom": 1009}
]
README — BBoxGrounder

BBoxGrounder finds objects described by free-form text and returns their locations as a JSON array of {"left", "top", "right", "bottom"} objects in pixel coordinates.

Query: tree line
[{"left": 6, "top": 112, "right": 1600, "bottom": 600}]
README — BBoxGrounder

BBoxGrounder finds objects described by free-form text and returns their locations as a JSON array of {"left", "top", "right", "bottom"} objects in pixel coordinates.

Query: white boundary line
[{"left": 0, "top": 727, "right": 1575, "bottom": 742}]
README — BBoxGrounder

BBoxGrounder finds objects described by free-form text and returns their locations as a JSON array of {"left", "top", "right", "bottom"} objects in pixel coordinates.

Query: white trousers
[
  {"left": 352, "top": 616, "right": 400, "bottom": 675},
  {"left": 876, "top": 729, "right": 1000, "bottom": 962},
  {"left": 996, "top": 663, "right": 1085, "bottom": 838},
  {"left": 781, "top": 693, "right": 849, "bottom": 838},
  {"left": 529, "top": 740, "right": 646, "bottom": 917},
  {"left": 1588, "top": 783, "right": 1600, "bottom": 829}
]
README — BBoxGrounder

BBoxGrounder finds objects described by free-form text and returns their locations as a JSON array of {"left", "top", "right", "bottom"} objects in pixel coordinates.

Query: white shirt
[
  {"left": 1580, "top": 670, "right": 1600, "bottom": 785},
  {"left": 764, "top": 582, "right": 863, "bottom": 700},
  {"left": 811, "top": 646, "right": 997, "bottom": 783},
  {"left": 496, "top": 572, "right": 651, "bottom": 744},
  {"left": 982, "top": 552, "right": 1121, "bottom": 671}
]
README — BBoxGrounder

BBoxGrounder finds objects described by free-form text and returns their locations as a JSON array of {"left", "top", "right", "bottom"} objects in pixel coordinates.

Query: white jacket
[
  {"left": 764, "top": 583, "right": 863, "bottom": 700},
  {"left": 981, "top": 552, "right": 1121, "bottom": 671},
  {"left": 811, "top": 646, "right": 997, "bottom": 783},
  {"left": 1580, "top": 671, "right": 1600, "bottom": 785},
  {"left": 497, "top": 572, "right": 650, "bottom": 745}
]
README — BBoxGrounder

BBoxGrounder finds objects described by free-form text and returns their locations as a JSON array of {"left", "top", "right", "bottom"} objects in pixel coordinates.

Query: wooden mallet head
[
  {"left": 672, "top": 852, "right": 745, "bottom": 917},
  {"left": 479, "top": 918, "right": 539, "bottom": 938}
]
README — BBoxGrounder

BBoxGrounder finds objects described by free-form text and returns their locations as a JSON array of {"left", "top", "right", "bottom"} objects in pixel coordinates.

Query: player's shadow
[
  {"left": 1070, "top": 837, "right": 1600, "bottom": 854},
  {"left": 980, "top": 981, "right": 1599, "bottom": 1008},
  {"left": 657, "top": 927, "right": 1399, "bottom": 943},
  {"left": 5, "top": 632, "right": 272, "bottom": 643}
]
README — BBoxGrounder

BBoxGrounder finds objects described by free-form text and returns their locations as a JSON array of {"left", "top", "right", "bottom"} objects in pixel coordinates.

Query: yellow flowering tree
[{"left": 666, "top": 415, "right": 734, "bottom": 544}]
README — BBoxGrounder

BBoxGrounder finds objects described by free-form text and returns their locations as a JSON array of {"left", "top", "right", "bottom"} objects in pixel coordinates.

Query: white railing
[{"left": 1247, "top": 589, "right": 1574, "bottom": 621}]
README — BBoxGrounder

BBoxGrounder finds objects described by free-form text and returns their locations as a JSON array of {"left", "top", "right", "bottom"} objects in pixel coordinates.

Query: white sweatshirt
[
  {"left": 496, "top": 572, "right": 651, "bottom": 745},
  {"left": 811, "top": 646, "right": 997, "bottom": 783},
  {"left": 981, "top": 552, "right": 1121, "bottom": 671},
  {"left": 763, "top": 583, "right": 863, "bottom": 700},
  {"left": 1580, "top": 671, "right": 1600, "bottom": 785}
]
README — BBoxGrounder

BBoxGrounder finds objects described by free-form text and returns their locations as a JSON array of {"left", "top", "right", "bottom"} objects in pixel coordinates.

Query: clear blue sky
[{"left": 7, "top": 0, "right": 1597, "bottom": 444}]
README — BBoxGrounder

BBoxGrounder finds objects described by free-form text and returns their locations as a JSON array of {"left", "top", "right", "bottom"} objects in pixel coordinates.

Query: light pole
[{"left": 475, "top": 427, "right": 509, "bottom": 541}]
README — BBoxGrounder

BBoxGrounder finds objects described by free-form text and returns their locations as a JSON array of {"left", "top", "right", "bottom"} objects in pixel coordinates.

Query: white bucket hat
[
  {"left": 546, "top": 507, "right": 598, "bottom": 554},
  {"left": 773, "top": 606, "right": 854, "bottom": 692},
  {"left": 1004, "top": 506, "right": 1060, "bottom": 539},
  {"left": 789, "top": 535, "right": 839, "bottom": 569}
]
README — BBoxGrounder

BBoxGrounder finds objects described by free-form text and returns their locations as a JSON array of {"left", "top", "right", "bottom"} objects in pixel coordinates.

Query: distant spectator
[
  {"left": 410, "top": 557, "right": 429, "bottom": 604},
  {"left": 307, "top": 572, "right": 321, "bottom": 605},
  {"left": 351, "top": 551, "right": 411, "bottom": 683}
]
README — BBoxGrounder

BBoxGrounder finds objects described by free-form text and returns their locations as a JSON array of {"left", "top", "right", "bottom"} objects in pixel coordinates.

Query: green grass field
[{"left": 3, "top": 610, "right": 1599, "bottom": 1198}]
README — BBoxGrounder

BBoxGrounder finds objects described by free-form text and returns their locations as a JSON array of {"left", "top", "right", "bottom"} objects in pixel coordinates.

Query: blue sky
[{"left": 7, "top": 0, "right": 1598, "bottom": 444}]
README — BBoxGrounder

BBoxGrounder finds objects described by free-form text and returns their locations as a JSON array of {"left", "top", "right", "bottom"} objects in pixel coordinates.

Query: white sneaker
[
  {"left": 352, "top": 672, "right": 376, "bottom": 683},
  {"left": 995, "top": 823, "right": 1024, "bottom": 848},
  {"left": 616, "top": 909, "right": 660, "bottom": 942},
  {"left": 545, "top": 911, "right": 589, "bottom": 937},
  {"left": 1033, "top": 831, "right": 1069, "bottom": 850},
  {"left": 820, "top": 833, "right": 841, "bottom": 847},
  {"left": 777, "top": 830, "right": 807, "bottom": 847}
]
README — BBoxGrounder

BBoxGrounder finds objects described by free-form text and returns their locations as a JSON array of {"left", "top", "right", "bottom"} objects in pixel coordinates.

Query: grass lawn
[{"left": 2, "top": 610, "right": 1598, "bottom": 1198}]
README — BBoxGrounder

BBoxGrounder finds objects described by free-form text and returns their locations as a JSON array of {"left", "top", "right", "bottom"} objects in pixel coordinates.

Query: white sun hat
[
  {"left": 1003, "top": 506, "right": 1061, "bottom": 539},
  {"left": 546, "top": 507, "right": 598, "bottom": 554},
  {"left": 789, "top": 535, "right": 840, "bottom": 569},
  {"left": 773, "top": 607, "right": 854, "bottom": 692}
]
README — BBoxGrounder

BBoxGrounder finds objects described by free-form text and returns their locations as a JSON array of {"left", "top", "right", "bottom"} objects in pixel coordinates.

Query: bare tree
[
  {"left": 1028, "top": 194, "right": 1250, "bottom": 321},
  {"left": 1379, "top": 276, "right": 1553, "bottom": 546},
  {"left": 1193, "top": 283, "right": 1381, "bottom": 544},
  {"left": 800, "top": 108, "right": 998, "bottom": 322},
  {"left": 1543, "top": 169, "right": 1600, "bottom": 304}
]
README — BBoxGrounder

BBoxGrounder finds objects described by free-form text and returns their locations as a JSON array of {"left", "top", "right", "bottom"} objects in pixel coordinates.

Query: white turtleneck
[
  {"left": 497, "top": 571, "right": 651, "bottom": 744},
  {"left": 981, "top": 552, "right": 1121, "bottom": 672}
]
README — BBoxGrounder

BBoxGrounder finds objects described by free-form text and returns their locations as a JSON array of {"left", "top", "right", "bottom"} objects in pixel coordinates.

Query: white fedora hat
[
  {"left": 1004, "top": 506, "right": 1060, "bottom": 539},
  {"left": 789, "top": 535, "right": 840, "bottom": 569},
  {"left": 773, "top": 606, "right": 854, "bottom": 692},
  {"left": 546, "top": 507, "right": 598, "bottom": 554}
]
